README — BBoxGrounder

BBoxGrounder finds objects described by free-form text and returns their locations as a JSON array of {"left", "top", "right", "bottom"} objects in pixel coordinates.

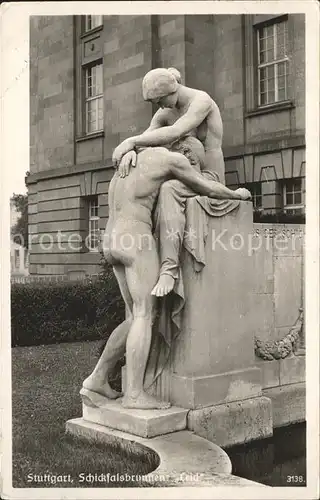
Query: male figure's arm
[{"left": 168, "top": 152, "right": 251, "bottom": 200}]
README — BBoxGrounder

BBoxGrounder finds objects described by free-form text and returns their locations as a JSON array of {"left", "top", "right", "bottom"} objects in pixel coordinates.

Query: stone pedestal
[
  {"left": 263, "top": 382, "right": 305, "bottom": 428},
  {"left": 81, "top": 397, "right": 188, "bottom": 438},
  {"left": 188, "top": 396, "right": 273, "bottom": 447},
  {"left": 69, "top": 202, "right": 275, "bottom": 446},
  {"left": 144, "top": 201, "right": 272, "bottom": 446},
  {"left": 151, "top": 202, "right": 263, "bottom": 411}
]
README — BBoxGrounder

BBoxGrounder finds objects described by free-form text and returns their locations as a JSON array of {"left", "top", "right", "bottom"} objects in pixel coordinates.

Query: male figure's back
[{"left": 108, "top": 147, "right": 172, "bottom": 228}]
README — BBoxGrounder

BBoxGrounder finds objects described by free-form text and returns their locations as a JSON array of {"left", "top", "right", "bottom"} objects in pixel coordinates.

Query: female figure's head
[{"left": 142, "top": 67, "right": 181, "bottom": 108}]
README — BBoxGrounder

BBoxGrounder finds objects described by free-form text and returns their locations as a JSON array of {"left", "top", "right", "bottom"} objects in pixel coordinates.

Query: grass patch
[{"left": 12, "top": 341, "right": 161, "bottom": 488}]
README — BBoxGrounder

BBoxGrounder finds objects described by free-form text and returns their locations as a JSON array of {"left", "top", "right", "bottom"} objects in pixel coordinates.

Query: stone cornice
[
  {"left": 245, "top": 100, "right": 294, "bottom": 118},
  {"left": 27, "top": 159, "right": 114, "bottom": 185},
  {"left": 27, "top": 133, "right": 306, "bottom": 185},
  {"left": 223, "top": 134, "right": 305, "bottom": 160}
]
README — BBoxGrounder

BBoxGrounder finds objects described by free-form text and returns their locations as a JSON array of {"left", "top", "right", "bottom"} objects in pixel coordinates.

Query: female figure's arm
[
  {"left": 132, "top": 107, "right": 169, "bottom": 153},
  {"left": 112, "top": 95, "right": 212, "bottom": 165},
  {"left": 144, "top": 108, "right": 169, "bottom": 134},
  {"left": 116, "top": 108, "right": 168, "bottom": 176}
]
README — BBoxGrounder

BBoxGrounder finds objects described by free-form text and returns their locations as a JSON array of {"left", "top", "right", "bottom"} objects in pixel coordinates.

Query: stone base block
[
  {"left": 170, "top": 367, "right": 262, "bottom": 409},
  {"left": 66, "top": 420, "right": 269, "bottom": 486},
  {"left": 188, "top": 396, "right": 273, "bottom": 448},
  {"left": 279, "top": 355, "right": 305, "bottom": 385},
  {"left": 263, "top": 382, "right": 305, "bottom": 428},
  {"left": 256, "top": 358, "right": 281, "bottom": 389},
  {"left": 82, "top": 397, "right": 188, "bottom": 438},
  {"left": 255, "top": 355, "right": 305, "bottom": 390}
]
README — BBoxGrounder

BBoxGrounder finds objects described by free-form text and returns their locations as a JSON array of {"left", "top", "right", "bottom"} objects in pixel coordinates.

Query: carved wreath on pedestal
[{"left": 254, "top": 308, "right": 304, "bottom": 361}]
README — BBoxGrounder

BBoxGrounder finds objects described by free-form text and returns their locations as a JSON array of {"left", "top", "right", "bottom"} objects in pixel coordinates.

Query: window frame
[
  {"left": 75, "top": 16, "right": 104, "bottom": 141},
  {"left": 252, "top": 183, "right": 263, "bottom": 210},
  {"left": 282, "top": 178, "right": 304, "bottom": 214},
  {"left": 243, "top": 14, "right": 295, "bottom": 116},
  {"left": 88, "top": 196, "right": 100, "bottom": 252},
  {"left": 83, "top": 15, "right": 103, "bottom": 34},
  {"left": 14, "top": 249, "right": 20, "bottom": 270},
  {"left": 84, "top": 62, "right": 104, "bottom": 135},
  {"left": 242, "top": 182, "right": 263, "bottom": 210},
  {"left": 256, "top": 17, "right": 289, "bottom": 107}
]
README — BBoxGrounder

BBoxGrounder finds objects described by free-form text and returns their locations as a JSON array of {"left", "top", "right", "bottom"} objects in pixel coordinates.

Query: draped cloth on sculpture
[{"left": 144, "top": 172, "right": 240, "bottom": 389}]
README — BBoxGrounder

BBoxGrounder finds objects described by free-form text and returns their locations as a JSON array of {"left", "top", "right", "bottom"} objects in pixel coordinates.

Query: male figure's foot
[
  {"left": 82, "top": 375, "right": 122, "bottom": 400},
  {"left": 235, "top": 188, "right": 251, "bottom": 200},
  {"left": 122, "top": 392, "right": 171, "bottom": 410},
  {"left": 80, "top": 387, "right": 101, "bottom": 407},
  {"left": 151, "top": 274, "right": 175, "bottom": 297}
]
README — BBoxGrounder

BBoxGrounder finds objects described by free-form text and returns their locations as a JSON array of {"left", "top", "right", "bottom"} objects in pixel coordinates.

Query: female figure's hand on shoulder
[{"left": 117, "top": 150, "right": 137, "bottom": 178}]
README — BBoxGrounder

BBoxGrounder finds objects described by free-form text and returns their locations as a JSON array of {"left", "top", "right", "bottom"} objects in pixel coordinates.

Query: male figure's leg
[
  {"left": 152, "top": 179, "right": 197, "bottom": 297},
  {"left": 122, "top": 236, "right": 171, "bottom": 409},
  {"left": 82, "top": 264, "right": 133, "bottom": 399}
]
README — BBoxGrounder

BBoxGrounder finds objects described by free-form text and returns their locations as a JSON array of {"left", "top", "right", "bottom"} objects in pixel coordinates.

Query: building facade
[{"left": 29, "top": 14, "right": 305, "bottom": 276}]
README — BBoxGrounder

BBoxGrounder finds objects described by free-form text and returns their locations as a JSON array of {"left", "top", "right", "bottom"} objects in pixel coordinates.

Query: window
[
  {"left": 84, "top": 15, "right": 103, "bottom": 32},
  {"left": 88, "top": 197, "right": 100, "bottom": 252},
  {"left": 76, "top": 17, "right": 104, "bottom": 139},
  {"left": 14, "top": 249, "right": 20, "bottom": 270},
  {"left": 257, "top": 19, "right": 289, "bottom": 106},
  {"left": 243, "top": 182, "right": 262, "bottom": 209},
  {"left": 283, "top": 178, "right": 303, "bottom": 214},
  {"left": 85, "top": 63, "right": 103, "bottom": 134}
]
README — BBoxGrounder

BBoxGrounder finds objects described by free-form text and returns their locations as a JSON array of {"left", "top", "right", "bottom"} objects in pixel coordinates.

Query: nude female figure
[
  {"left": 112, "top": 67, "right": 225, "bottom": 184},
  {"left": 81, "top": 138, "right": 250, "bottom": 410},
  {"left": 112, "top": 67, "right": 229, "bottom": 296}
]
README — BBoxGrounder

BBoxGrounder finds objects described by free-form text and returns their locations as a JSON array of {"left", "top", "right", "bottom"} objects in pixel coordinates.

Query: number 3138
[{"left": 287, "top": 475, "right": 305, "bottom": 483}]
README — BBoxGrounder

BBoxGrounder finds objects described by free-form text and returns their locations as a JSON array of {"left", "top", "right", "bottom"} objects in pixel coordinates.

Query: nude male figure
[{"left": 82, "top": 138, "right": 251, "bottom": 410}]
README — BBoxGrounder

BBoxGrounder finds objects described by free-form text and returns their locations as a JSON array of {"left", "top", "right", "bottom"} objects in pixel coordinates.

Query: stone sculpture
[
  {"left": 112, "top": 67, "right": 228, "bottom": 297},
  {"left": 81, "top": 138, "right": 250, "bottom": 410},
  {"left": 66, "top": 67, "right": 304, "bottom": 447}
]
